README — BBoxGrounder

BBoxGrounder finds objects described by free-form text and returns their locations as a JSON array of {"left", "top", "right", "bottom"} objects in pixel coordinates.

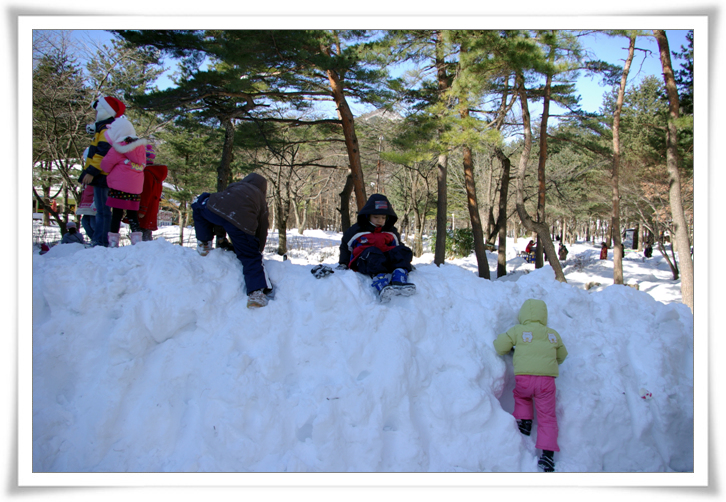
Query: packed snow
[{"left": 30, "top": 223, "right": 695, "bottom": 479}]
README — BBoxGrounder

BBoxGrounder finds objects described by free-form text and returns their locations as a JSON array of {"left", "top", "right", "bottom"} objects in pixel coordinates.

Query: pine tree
[
  {"left": 32, "top": 31, "right": 93, "bottom": 230},
  {"left": 653, "top": 29, "right": 694, "bottom": 312},
  {"left": 114, "top": 30, "right": 390, "bottom": 212}
]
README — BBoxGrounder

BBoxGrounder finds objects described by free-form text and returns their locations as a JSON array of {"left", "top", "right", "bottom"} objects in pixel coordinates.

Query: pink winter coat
[
  {"left": 75, "top": 184, "right": 96, "bottom": 216},
  {"left": 100, "top": 137, "right": 148, "bottom": 195}
]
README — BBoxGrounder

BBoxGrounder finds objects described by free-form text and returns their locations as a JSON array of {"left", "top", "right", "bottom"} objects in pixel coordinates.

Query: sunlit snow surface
[{"left": 32, "top": 226, "right": 693, "bottom": 473}]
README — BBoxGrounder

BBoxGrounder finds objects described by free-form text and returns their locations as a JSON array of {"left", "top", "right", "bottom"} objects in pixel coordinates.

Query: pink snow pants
[{"left": 512, "top": 375, "right": 559, "bottom": 452}]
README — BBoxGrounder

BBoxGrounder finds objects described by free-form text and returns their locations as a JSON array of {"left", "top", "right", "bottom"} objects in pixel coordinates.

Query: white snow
[{"left": 27, "top": 224, "right": 700, "bottom": 487}]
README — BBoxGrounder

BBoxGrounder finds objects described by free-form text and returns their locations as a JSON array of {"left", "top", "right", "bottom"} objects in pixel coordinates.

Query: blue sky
[
  {"left": 574, "top": 30, "right": 691, "bottom": 113},
  {"left": 63, "top": 29, "right": 691, "bottom": 117}
]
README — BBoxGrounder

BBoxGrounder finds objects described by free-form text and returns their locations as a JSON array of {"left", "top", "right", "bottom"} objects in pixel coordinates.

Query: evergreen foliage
[{"left": 31, "top": 28, "right": 694, "bottom": 301}]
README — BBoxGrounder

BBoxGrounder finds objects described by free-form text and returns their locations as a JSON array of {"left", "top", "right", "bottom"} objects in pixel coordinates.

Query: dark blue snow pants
[
  {"left": 354, "top": 245, "right": 414, "bottom": 276},
  {"left": 192, "top": 193, "right": 271, "bottom": 295}
]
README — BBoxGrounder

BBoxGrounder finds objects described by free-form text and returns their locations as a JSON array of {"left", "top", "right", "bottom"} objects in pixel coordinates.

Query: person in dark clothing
[
  {"left": 192, "top": 173, "right": 272, "bottom": 308},
  {"left": 338, "top": 194, "right": 415, "bottom": 301},
  {"left": 558, "top": 242, "right": 568, "bottom": 261},
  {"left": 60, "top": 221, "right": 85, "bottom": 245}
]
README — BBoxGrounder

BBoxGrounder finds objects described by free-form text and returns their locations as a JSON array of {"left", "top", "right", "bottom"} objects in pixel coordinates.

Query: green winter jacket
[{"left": 493, "top": 299, "right": 568, "bottom": 377}]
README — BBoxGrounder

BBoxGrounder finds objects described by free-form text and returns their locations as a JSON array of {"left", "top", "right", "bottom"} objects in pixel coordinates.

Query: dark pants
[
  {"left": 354, "top": 245, "right": 413, "bottom": 276},
  {"left": 110, "top": 208, "right": 140, "bottom": 233},
  {"left": 192, "top": 194, "right": 271, "bottom": 295},
  {"left": 80, "top": 215, "right": 95, "bottom": 240},
  {"left": 92, "top": 186, "right": 110, "bottom": 246}
]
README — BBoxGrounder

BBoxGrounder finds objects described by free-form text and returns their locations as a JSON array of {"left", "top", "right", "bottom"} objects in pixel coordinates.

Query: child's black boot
[
  {"left": 517, "top": 419, "right": 532, "bottom": 436},
  {"left": 538, "top": 450, "right": 555, "bottom": 472}
]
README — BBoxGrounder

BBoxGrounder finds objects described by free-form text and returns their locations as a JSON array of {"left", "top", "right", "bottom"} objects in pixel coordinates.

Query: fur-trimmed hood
[
  {"left": 110, "top": 136, "right": 149, "bottom": 154},
  {"left": 110, "top": 137, "right": 149, "bottom": 165},
  {"left": 104, "top": 116, "right": 149, "bottom": 158}
]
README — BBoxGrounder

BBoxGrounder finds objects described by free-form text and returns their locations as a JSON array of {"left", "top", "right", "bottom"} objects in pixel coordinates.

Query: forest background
[
  {"left": 14, "top": 4, "right": 716, "bottom": 499},
  {"left": 29, "top": 21, "right": 697, "bottom": 311}
]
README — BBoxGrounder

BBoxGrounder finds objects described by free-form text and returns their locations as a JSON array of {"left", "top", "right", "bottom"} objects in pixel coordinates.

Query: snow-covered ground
[{"left": 26, "top": 224, "right": 701, "bottom": 487}]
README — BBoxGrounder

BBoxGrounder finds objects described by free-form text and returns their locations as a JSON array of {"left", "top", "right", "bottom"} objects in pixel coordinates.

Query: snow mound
[{"left": 32, "top": 237, "right": 693, "bottom": 472}]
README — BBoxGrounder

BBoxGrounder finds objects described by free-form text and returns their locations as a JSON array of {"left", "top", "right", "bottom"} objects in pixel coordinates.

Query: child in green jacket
[{"left": 494, "top": 298, "right": 568, "bottom": 472}]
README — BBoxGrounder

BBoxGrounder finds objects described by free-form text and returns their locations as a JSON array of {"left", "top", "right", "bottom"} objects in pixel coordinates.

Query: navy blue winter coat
[{"left": 338, "top": 194, "right": 405, "bottom": 268}]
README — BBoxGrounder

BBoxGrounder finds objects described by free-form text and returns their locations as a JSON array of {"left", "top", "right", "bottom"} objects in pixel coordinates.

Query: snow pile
[{"left": 31, "top": 231, "right": 694, "bottom": 473}]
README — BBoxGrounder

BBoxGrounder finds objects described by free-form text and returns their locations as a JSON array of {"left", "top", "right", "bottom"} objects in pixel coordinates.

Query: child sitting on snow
[
  {"left": 493, "top": 298, "right": 568, "bottom": 472},
  {"left": 337, "top": 193, "right": 415, "bottom": 302},
  {"left": 60, "top": 221, "right": 85, "bottom": 245}
]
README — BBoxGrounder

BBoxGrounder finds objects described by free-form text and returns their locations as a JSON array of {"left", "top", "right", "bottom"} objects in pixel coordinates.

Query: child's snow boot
[
  {"left": 130, "top": 232, "right": 143, "bottom": 245},
  {"left": 108, "top": 232, "right": 120, "bottom": 248},
  {"left": 517, "top": 419, "right": 533, "bottom": 436},
  {"left": 371, "top": 273, "right": 390, "bottom": 295},
  {"left": 246, "top": 289, "right": 269, "bottom": 308},
  {"left": 538, "top": 450, "right": 555, "bottom": 472},
  {"left": 391, "top": 268, "right": 416, "bottom": 289},
  {"left": 197, "top": 240, "right": 213, "bottom": 256},
  {"left": 380, "top": 268, "right": 416, "bottom": 302},
  {"left": 217, "top": 237, "right": 235, "bottom": 252}
]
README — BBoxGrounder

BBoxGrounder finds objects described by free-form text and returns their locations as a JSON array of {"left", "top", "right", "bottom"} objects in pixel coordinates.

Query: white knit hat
[{"left": 104, "top": 116, "right": 137, "bottom": 145}]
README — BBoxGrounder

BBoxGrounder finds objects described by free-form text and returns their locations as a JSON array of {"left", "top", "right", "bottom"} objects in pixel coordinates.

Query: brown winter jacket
[{"left": 207, "top": 173, "right": 269, "bottom": 252}]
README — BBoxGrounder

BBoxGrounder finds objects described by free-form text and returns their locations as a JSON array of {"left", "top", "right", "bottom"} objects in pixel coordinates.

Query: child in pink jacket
[{"left": 100, "top": 117, "right": 148, "bottom": 247}]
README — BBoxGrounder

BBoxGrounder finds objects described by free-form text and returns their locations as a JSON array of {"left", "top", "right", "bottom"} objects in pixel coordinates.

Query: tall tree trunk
[
  {"left": 326, "top": 68, "right": 367, "bottom": 211},
  {"left": 413, "top": 205, "right": 424, "bottom": 257},
  {"left": 636, "top": 222, "right": 643, "bottom": 251},
  {"left": 338, "top": 173, "right": 354, "bottom": 232},
  {"left": 586, "top": 218, "right": 591, "bottom": 242},
  {"left": 42, "top": 186, "right": 51, "bottom": 227},
  {"left": 654, "top": 29, "right": 694, "bottom": 311},
  {"left": 270, "top": 203, "right": 275, "bottom": 234},
  {"left": 611, "top": 35, "right": 636, "bottom": 285},
  {"left": 657, "top": 241, "right": 679, "bottom": 280},
  {"left": 535, "top": 47, "right": 553, "bottom": 269},
  {"left": 494, "top": 147, "right": 511, "bottom": 278},
  {"left": 298, "top": 200, "right": 308, "bottom": 235},
  {"left": 514, "top": 71, "right": 566, "bottom": 283},
  {"left": 409, "top": 169, "right": 424, "bottom": 257},
  {"left": 177, "top": 205, "right": 186, "bottom": 245},
  {"left": 275, "top": 198, "right": 288, "bottom": 256},
  {"left": 292, "top": 195, "right": 301, "bottom": 231},
  {"left": 218, "top": 117, "right": 235, "bottom": 192},
  {"left": 434, "top": 152, "right": 448, "bottom": 266},
  {"left": 462, "top": 140, "right": 490, "bottom": 279},
  {"left": 434, "top": 29, "right": 450, "bottom": 267}
]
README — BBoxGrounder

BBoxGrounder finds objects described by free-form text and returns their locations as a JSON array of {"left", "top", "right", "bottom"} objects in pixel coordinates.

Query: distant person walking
[
  {"left": 558, "top": 243, "right": 568, "bottom": 261},
  {"left": 600, "top": 242, "right": 608, "bottom": 260}
]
